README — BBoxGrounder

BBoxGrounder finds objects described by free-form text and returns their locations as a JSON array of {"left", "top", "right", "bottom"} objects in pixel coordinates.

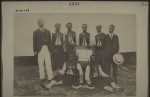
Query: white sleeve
[
  {"left": 85, "top": 65, "right": 91, "bottom": 84},
  {"left": 98, "top": 65, "right": 109, "bottom": 77}
]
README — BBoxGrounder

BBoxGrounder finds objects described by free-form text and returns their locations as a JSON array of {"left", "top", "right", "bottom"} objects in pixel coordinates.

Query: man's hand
[
  {"left": 103, "top": 74, "right": 110, "bottom": 78},
  {"left": 106, "top": 74, "right": 109, "bottom": 77}
]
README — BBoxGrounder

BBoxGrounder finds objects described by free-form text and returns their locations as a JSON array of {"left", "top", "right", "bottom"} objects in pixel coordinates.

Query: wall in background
[
  {"left": 14, "top": 13, "right": 136, "bottom": 56},
  {"left": 14, "top": 52, "right": 136, "bottom": 67}
]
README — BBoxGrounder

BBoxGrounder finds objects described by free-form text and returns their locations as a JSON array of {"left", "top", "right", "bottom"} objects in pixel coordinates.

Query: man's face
[
  {"left": 82, "top": 25, "right": 87, "bottom": 31},
  {"left": 109, "top": 25, "right": 115, "bottom": 34},
  {"left": 96, "top": 26, "right": 102, "bottom": 33},
  {"left": 38, "top": 19, "right": 44, "bottom": 28},
  {"left": 91, "top": 56, "right": 96, "bottom": 62},
  {"left": 67, "top": 24, "right": 72, "bottom": 31},
  {"left": 55, "top": 24, "right": 61, "bottom": 31}
]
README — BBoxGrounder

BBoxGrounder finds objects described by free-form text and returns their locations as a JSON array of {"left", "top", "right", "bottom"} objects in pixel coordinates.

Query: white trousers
[{"left": 38, "top": 45, "right": 54, "bottom": 80}]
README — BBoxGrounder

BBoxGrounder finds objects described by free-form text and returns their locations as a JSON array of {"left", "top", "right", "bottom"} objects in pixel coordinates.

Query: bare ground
[{"left": 14, "top": 65, "right": 136, "bottom": 97}]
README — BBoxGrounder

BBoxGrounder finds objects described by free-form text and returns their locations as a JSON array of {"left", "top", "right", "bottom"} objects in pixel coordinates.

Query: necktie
[
  {"left": 41, "top": 28, "right": 44, "bottom": 32},
  {"left": 42, "top": 29, "right": 47, "bottom": 43},
  {"left": 111, "top": 35, "right": 113, "bottom": 39}
]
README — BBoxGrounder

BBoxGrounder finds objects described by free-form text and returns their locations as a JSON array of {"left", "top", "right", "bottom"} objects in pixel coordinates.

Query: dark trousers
[
  {"left": 52, "top": 74, "right": 74, "bottom": 86},
  {"left": 66, "top": 44, "right": 76, "bottom": 54},
  {"left": 52, "top": 46, "right": 65, "bottom": 70},
  {"left": 65, "top": 44, "right": 76, "bottom": 61},
  {"left": 95, "top": 49, "right": 105, "bottom": 71},
  {"left": 104, "top": 54, "right": 117, "bottom": 82},
  {"left": 52, "top": 69, "right": 79, "bottom": 85},
  {"left": 91, "top": 76, "right": 114, "bottom": 88}
]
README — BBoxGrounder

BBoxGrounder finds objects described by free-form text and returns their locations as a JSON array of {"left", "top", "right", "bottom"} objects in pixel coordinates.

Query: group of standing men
[{"left": 33, "top": 19, "right": 120, "bottom": 92}]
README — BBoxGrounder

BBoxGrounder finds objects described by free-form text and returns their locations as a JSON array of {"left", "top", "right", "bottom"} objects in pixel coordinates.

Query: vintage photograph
[{"left": 13, "top": 13, "right": 136, "bottom": 97}]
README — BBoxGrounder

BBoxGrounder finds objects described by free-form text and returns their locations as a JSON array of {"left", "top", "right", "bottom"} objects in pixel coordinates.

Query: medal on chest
[
  {"left": 93, "top": 68, "right": 99, "bottom": 77},
  {"left": 66, "top": 63, "right": 75, "bottom": 75},
  {"left": 97, "top": 37, "right": 102, "bottom": 47}
]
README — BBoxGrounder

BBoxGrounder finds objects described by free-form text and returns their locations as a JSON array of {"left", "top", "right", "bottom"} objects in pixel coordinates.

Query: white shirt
[
  {"left": 39, "top": 27, "right": 44, "bottom": 32},
  {"left": 109, "top": 33, "right": 113, "bottom": 39},
  {"left": 55, "top": 33, "right": 61, "bottom": 46},
  {"left": 68, "top": 33, "right": 74, "bottom": 44},
  {"left": 82, "top": 35, "right": 87, "bottom": 46}
]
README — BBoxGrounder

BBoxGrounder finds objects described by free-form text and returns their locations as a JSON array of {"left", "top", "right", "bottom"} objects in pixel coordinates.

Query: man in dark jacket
[
  {"left": 65, "top": 23, "right": 76, "bottom": 45},
  {"left": 51, "top": 23, "right": 65, "bottom": 70},
  {"left": 33, "top": 19, "right": 53, "bottom": 85},
  {"left": 79, "top": 24, "right": 90, "bottom": 47},
  {"left": 104, "top": 25, "right": 119, "bottom": 82},
  {"left": 65, "top": 23, "right": 76, "bottom": 54},
  {"left": 95, "top": 25, "right": 106, "bottom": 71}
]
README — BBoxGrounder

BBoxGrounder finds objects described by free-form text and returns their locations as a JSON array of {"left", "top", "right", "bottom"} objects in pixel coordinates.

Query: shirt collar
[
  {"left": 39, "top": 27, "right": 44, "bottom": 31},
  {"left": 109, "top": 33, "right": 113, "bottom": 36}
]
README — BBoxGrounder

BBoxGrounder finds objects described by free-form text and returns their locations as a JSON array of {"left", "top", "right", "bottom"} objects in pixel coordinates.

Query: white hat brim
[{"left": 113, "top": 54, "right": 124, "bottom": 65}]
